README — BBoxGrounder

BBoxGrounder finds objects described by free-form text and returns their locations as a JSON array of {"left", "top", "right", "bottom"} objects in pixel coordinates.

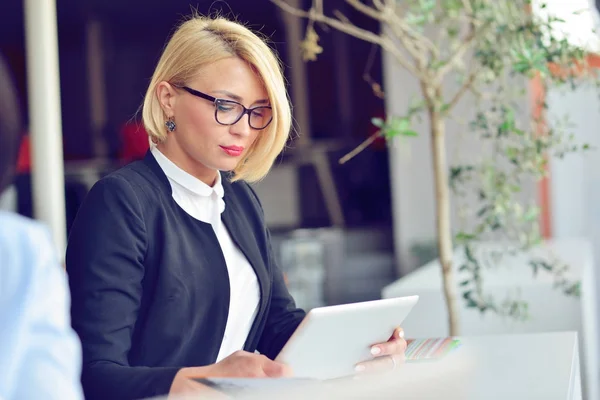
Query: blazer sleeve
[
  {"left": 66, "top": 175, "right": 179, "bottom": 400},
  {"left": 246, "top": 184, "right": 306, "bottom": 359}
]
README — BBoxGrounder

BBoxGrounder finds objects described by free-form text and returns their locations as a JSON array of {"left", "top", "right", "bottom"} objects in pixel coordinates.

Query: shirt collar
[{"left": 151, "top": 146, "right": 224, "bottom": 199}]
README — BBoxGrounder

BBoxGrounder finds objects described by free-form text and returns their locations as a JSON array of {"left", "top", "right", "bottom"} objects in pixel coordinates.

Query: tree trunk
[{"left": 429, "top": 105, "right": 460, "bottom": 336}]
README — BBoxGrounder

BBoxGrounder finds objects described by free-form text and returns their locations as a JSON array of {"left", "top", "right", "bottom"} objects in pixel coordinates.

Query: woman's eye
[{"left": 217, "top": 104, "right": 235, "bottom": 112}]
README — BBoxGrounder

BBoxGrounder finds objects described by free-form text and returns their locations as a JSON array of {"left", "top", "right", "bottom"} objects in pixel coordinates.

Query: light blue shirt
[{"left": 0, "top": 211, "right": 83, "bottom": 400}]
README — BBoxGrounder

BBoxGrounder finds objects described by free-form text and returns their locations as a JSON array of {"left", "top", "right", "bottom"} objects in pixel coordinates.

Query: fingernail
[
  {"left": 398, "top": 330, "right": 405, "bottom": 339},
  {"left": 355, "top": 364, "right": 366, "bottom": 372},
  {"left": 371, "top": 346, "right": 381, "bottom": 356}
]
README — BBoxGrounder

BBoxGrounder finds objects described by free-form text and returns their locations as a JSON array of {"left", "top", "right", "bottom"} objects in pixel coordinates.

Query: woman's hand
[
  {"left": 354, "top": 327, "right": 407, "bottom": 374},
  {"left": 169, "top": 350, "right": 292, "bottom": 396}
]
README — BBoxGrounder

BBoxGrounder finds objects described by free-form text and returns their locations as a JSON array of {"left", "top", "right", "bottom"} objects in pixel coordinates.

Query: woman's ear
[{"left": 156, "top": 81, "right": 177, "bottom": 116}]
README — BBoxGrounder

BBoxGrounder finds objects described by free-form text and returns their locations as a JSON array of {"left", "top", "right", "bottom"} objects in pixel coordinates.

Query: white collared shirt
[{"left": 151, "top": 147, "right": 260, "bottom": 362}]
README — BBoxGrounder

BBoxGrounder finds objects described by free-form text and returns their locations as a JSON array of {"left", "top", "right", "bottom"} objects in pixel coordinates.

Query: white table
[
  {"left": 382, "top": 238, "right": 598, "bottom": 400},
  {"left": 169, "top": 332, "right": 581, "bottom": 400},
  {"left": 376, "top": 331, "right": 582, "bottom": 400},
  {"left": 438, "top": 332, "right": 581, "bottom": 400}
]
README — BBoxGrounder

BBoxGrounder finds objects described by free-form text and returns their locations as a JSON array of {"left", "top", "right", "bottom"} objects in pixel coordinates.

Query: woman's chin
[{"left": 212, "top": 161, "right": 237, "bottom": 173}]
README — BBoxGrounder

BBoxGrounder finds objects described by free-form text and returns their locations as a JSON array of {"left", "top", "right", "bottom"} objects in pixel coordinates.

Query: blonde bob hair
[{"left": 142, "top": 16, "right": 292, "bottom": 182}]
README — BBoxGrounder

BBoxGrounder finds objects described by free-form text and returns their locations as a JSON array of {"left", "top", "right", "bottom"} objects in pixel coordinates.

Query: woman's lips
[{"left": 220, "top": 145, "right": 244, "bottom": 157}]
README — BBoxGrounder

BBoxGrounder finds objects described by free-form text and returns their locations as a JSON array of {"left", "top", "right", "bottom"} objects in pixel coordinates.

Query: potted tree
[{"left": 271, "top": 0, "right": 597, "bottom": 335}]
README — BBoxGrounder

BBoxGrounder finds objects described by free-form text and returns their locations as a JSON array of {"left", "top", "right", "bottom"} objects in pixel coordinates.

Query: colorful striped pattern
[{"left": 405, "top": 338, "right": 461, "bottom": 362}]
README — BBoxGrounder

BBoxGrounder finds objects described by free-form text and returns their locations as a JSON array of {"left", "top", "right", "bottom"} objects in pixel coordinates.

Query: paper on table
[{"left": 194, "top": 377, "right": 319, "bottom": 395}]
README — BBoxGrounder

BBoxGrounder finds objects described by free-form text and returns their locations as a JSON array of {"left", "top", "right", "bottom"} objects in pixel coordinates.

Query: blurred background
[
  {"left": 1, "top": 0, "right": 600, "bottom": 312},
  {"left": 0, "top": 0, "right": 398, "bottom": 309}
]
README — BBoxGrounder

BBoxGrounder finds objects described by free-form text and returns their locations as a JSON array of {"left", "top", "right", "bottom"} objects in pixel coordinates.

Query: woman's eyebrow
[{"left": 212, "top": 90, "right": 269, "bottom": 105}]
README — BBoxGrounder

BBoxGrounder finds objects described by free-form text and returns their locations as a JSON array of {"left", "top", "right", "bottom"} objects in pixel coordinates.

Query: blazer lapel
[{"left": 221, "top": 189, "right": 269, "bottom": 315}]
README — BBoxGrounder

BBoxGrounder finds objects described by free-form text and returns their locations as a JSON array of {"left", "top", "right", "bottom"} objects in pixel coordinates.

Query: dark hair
[{"left": 0, "top": 54, "right": 21, "bottom": 194}]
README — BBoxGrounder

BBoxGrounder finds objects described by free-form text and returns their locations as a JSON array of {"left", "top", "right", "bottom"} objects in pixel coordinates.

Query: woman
[
  {"left": 66, "top": 15, "right": 406, "bottom": 400},
  {"left": 0, "top": 55, "right": 83, "bottom": 399}
]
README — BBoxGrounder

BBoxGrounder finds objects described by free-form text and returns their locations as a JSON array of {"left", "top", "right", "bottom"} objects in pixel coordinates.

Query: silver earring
[{"left": 165, "top": 117, "right": 176, "bottom": 132}]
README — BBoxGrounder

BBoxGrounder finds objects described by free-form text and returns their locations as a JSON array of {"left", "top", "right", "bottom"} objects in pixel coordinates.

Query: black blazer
[{"left": 66, "top": 151, "right": 305, "bottom": 400}]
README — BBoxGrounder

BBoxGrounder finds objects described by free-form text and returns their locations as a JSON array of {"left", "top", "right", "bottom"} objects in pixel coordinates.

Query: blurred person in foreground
[
  {"left": 66, "top": 14, "right": 407, "bottom": 400},
  {"left": 0, "top": 56, "right": 83, "bottom": 399}
]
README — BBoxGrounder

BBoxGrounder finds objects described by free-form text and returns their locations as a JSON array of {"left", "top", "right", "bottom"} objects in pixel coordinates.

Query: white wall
[
  {"left": 381, "top": 52, "right": 536, "bottom": 275},
  {"left": 542, "top": 80, "right": 600, "bottom": 400},
  {"left": 382, "top": 54, "right": 436, "bottom": 275},
  {"left": 547, "top": 84, "right": 600, "bottom": 240}
]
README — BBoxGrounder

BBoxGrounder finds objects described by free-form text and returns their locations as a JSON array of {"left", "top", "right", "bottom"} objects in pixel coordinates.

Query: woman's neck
[{"left": 155, "top": 142, "right": 218, "bottom": 187}]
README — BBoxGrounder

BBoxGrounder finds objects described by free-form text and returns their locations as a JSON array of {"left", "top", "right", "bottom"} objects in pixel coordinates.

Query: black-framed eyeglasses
[{"left": 176, "top": 85, "right": 273, "bottom": 130}]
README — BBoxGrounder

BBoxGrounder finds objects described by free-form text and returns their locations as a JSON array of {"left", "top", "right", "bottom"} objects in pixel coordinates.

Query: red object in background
[
  {"left": 16, "top": 134, "right": 31, "bottom": 174},
  {"left": 120, "top": 121, "right": 150, "bottom": 162},
  {"left": 15, "top": 121, "right": 151, "bottom": 174}
]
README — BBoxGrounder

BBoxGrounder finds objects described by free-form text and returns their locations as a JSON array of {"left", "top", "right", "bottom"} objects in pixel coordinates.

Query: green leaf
[
  {"left": 513, "top": 61, "right": 531, "bottom": 74},
  {"left": 465, "top": 245, "right": 476, "bottom": 262},
  {"left": 430, "top": 60, "right": 446, "bottom": 70},
  {"left": 529, "top": 261, "right": 539, "bottom": 277},
  {"left": 406, "top": 12, "right": 426, "bottom": 26},
  {"left": 505, "top": 147, "right": 518, "bottom": 159},
  {"left": 466, "top": 298, "right": 479, "bottom": 308},
  {"left": 390, "top": 117, "right": 410, "bottom": 132},
  {"left": 460, "top": 280, "right": 470, "bottom": 287},
  {"left": 540, "top": 261, "right": 553, "bottom": 271},
  {"left": 477, "top": 205, "right": 490, "bottom": 217},
  {"left": 419, "top": 0, "right": 436, "bottom": 12},
  {"left": 564, "top": 282, "right": 581, "bottom": 297},
  {"left": 381, "top": 117, "right": 418, "bottom": 139},
  {"left": 523, "top": 207, "right": 540, "bottom": 221},
  {"left": 450, "top": 167, "right": 462, "bottom": 180},
  {"left": 456, "top": 232, "right": 476, "bottom": 242},
  {"left": 371, "top": 117, "right": 384, "bottom": 128},
  {"left": 509, "top": 185, "right": 521, "bottom": 193}
]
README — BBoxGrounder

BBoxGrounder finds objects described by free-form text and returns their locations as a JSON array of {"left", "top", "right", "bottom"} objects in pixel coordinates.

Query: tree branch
[
  {"left": 383, "top": 0, "right": 396, "bottom": 9},
  {"left": 339, "top": 130, "right": 384, "bottom": 164},
  {"left": 381, "top": 37, "right": 426, "bottom": 80},
  {"left": 343, "top": 0, "right": 427, "bottom": 64},
  {"left": 271, "top": 0, "right": 424, "bottom": 79},
  {"left": 345, "top": 0, "right": 383, "bottom": 21},
  {"left": 333, "top": 9, "right": 351, "bottom": 24},
  {"left": 372, "top": 0, "right": 386, "bottom": 11},
  {"left": 444, "top": 67, "right": 481, "bottom": 115},
  {"left": 461, "top": 0, "right": 473, "bottom": 15},
  {"left": 272, "top": 0, "right": 381, "bottom": 44},
  {"left": 437, "top": 23, "right": 489, "bottom": 79},
  {"left": 389, "top": 13, "right": 439, "bottom": 64},
  {"left": 345, "top": 0, "right": 439, "bottom": 61}
]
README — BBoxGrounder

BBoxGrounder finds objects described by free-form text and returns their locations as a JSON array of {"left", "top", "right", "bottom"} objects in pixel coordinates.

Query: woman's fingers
[
  {"left": 355, "top": 354, "right": 405, "bottom": 373},
  {"left": 391, "top": 327, "right": 405, "bottom": 341},
  {"left": 370, "top": 335, "right": 407, "bottom": 357},
  {"left": 262, "top": 359, "right": 293, "bottom": 378}
]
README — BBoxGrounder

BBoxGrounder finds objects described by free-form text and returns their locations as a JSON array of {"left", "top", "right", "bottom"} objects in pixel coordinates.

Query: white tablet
[{"left": 275, "top": 295, "right": 419, "bottom": 380}]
